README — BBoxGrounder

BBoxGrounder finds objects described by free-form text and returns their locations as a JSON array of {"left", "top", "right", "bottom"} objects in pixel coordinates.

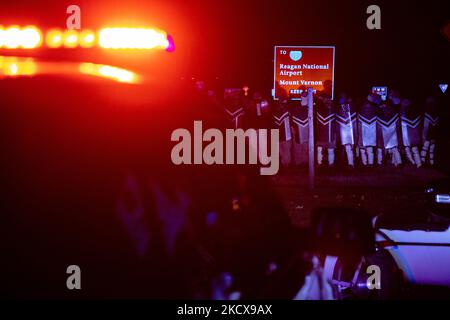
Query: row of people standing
[{"left": 221, "top": 86, "right": 441, "bottom": 169}]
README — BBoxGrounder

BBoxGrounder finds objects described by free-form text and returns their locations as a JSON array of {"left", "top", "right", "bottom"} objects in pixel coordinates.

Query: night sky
[
  {"left": 1, "top": 0, "right": 449, "bottom": 98},
  {"left": 180, "top": 0, "right": 450, "bottom": 97}
]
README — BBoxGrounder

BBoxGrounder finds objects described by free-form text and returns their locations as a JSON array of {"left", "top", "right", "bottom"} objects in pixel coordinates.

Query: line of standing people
[{"left": 220, "top": 86, "right": 441, "bottom": 169}]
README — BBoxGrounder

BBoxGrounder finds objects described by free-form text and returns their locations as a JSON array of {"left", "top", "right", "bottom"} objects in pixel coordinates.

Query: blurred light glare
[
  {"left": 63, "top": 30, "right": 79, "bottom": 48},
  {"left": 0, "top": 26, "right": 4, "bottom": 48},
  {"left": 99, "top": 65, "right": 134, "bottom": 82},
  {"left": 0, "top": 26, "right": 42, "bottom": 49},
  {"left": 46, "top": 29, "right": 64, "bottom": 48},
  {"left": 0, "top": 56, "right": 37, "bottom": 77},
  {"left": 21, "top": 26, "right": 43, "bottom": 48},
  {"left": 7, "top": 63, "right": 19, "bottom": 75},
  {"left": 98, "top": 27, "right": 169, "bottom": 49},
  {"left": 79, "top": 62, "right": 139, "bottom": 83},
  {"left": 4, "top": 26, "right": 21, "bottom": 48},
  {"left": 79, "top": 30, "right": 96, "bottom": 48}
]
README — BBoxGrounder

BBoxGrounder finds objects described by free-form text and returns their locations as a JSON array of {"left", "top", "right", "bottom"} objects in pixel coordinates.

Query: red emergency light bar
[{"left": 0, "top": 25, "right": 173, "bottom": 51}]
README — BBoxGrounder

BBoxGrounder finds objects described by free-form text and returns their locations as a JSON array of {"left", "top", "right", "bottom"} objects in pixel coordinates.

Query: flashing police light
[
  {"left": 0, "top": 25, "right": 43, "bottom": 49},
  {"left": 79, "top": 30, "right": 96, "bottom": 48},
  {"left": 0, "top": 25, "right": 172, "bottom": 51},
  {"left": 98, "top": 28, "right": 169, "bottom": 49}
]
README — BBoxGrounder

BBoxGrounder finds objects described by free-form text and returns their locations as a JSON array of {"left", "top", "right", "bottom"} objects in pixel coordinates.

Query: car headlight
[{"left": 435, "top": 194, "right": 450, "bottom": 204}]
